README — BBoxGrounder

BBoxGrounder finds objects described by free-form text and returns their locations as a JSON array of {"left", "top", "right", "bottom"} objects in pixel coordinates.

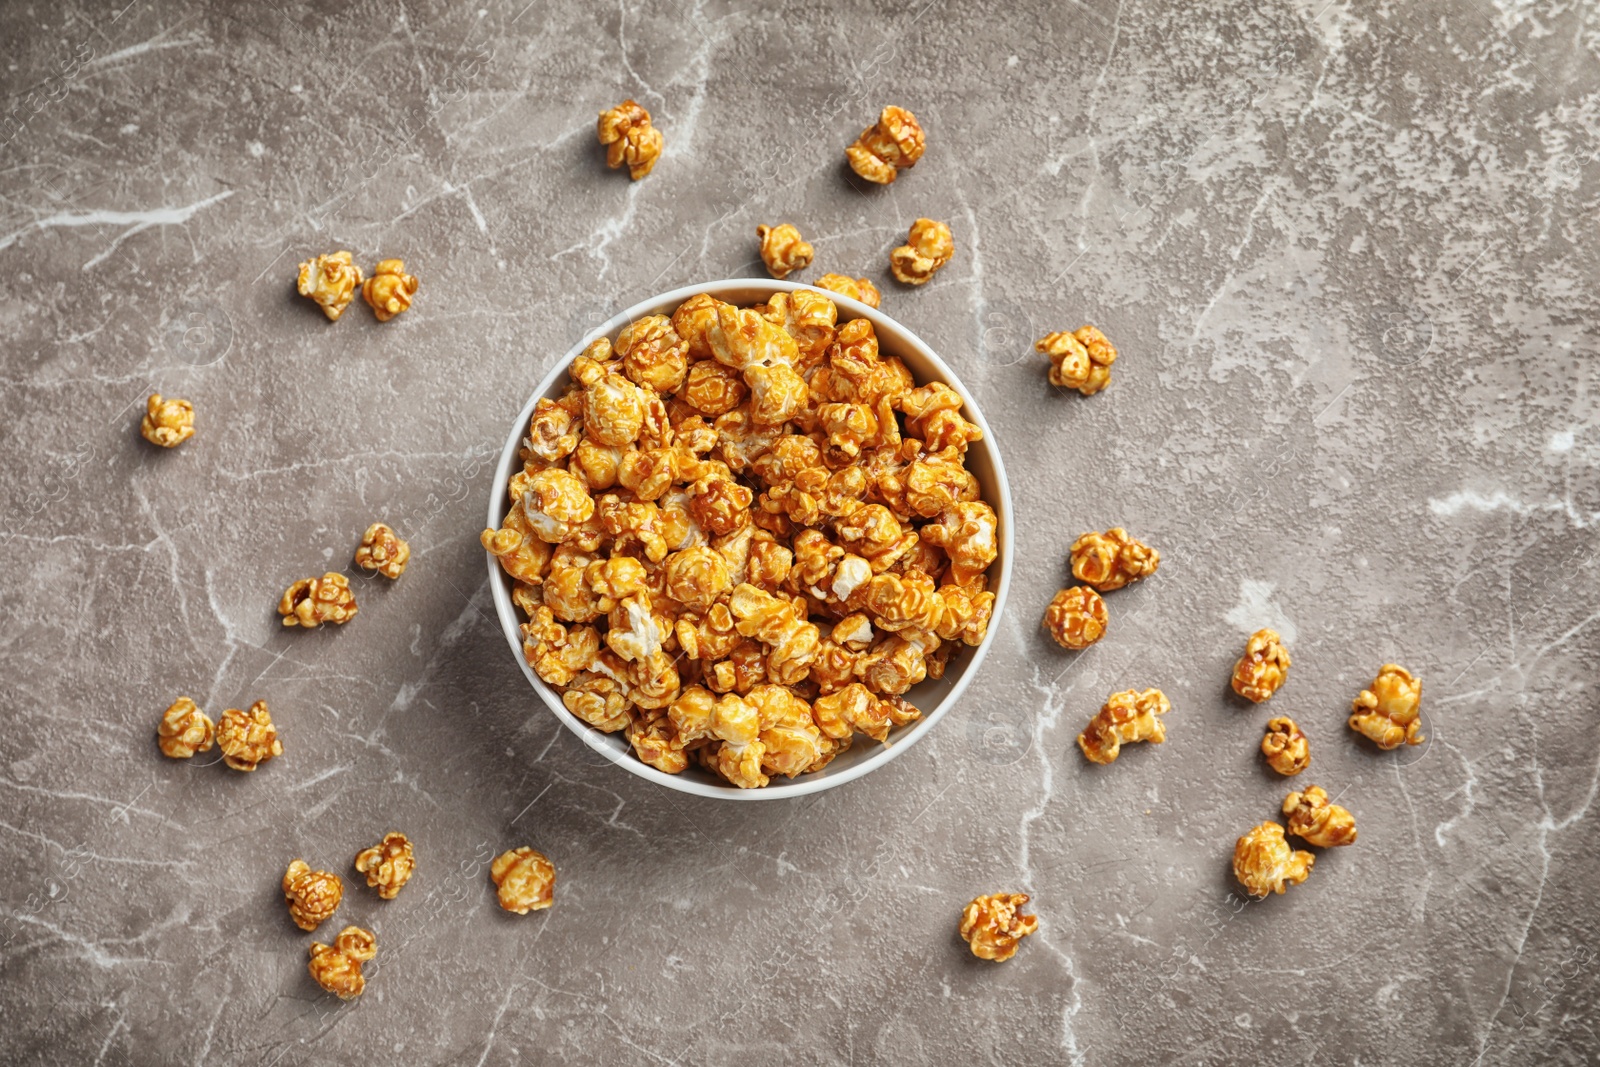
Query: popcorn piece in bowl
[
  {"left": 354, "top": 522, "right": 410, "bottom": 579},
  {"left": 491, "top": 847, "right": 555, "bottom": 914},
  {"left": 354, "top": 832, "right": 416, "bottom": 899},
  {"left": 283, "top": 859, "right": 343, "bottom": 931},
  {"left": 1037, "top": 326, "right": 1117, "bottom": 396},
  {"left": 297, "top": 251, "right": 364, "bottom": 321},
  {"left": 1261, "top": 716, "right": 1310, "bottom": 776},
  {"left": 1077, "top": 688, "right": 1169, "bottom": 765},
  {"left": 216, "top": 701, "right": 282, "bottom": 771},
  {"left": 757, "top": 224, "right": 815, "bottom": 280},
  {"left": 1069, "top": 528, "right": 1158, "bottom": 592},
  {"left": 812, "top": 274, "right": 881, "bottom": 308},
  {"left": 361, "top": 258, "right": 418, "bottom": 322},
  {"left": 597, "top": 99, "right": 663, "bottom": 180},
  {"left": 1349, "top": 664, "right": 1423, "bottom": 749},
  {"left": 846, "top": 106, "right": 925, "bottom": 184},
  {"left": 889, "top": 219, "right": 954, "bottom": 286},
  {"left": 959, "top": 892, "right": 1038, "bottom": 962},
  {"left": 1232, "top": 628, "right": 1290, "bottom": 702},
  {"left": 279, "top": 572, "right": 358, "bottom": 628},
  {"left": 1283, "top": 786, "right": 1358, "bottom": 847},
  {"left": 1043, "top": 586, "right": 1106, "bottom": 650},
  {"left": 308, "top": 926, "right": 376, "bottom": 1000},
  {"left": 1233, "top": 821, "right": 1314, "bottom": 897},
  {"left": 156, "top": 697, "right": 213, "bottom": 759},
  {"left": 141, "top": 394, "right": 195, "bottom": 448}
]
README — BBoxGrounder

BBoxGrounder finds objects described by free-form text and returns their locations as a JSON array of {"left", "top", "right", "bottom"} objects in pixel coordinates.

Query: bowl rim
[{"left": 486, "top": 278, "right": 1014, "bottom": 800}]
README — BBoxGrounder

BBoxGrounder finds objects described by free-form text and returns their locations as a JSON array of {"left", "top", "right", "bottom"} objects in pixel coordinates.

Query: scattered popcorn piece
[
  {"left": 1233, "top": 821, "right": 1314, "bottom": 897},
  {"left": 597, "top": 99, "right": 663, "bottom": 180},
  {"left": 1077, "top": 688, "right": 1169, "bottom": 765},
  {"left": 307, "top": 926, "right": 376, "bottom": 1000},
  {"left": 491, "top": 847, "right": 556, "bottom": 914},
  {"left": 354, "top": 522, "right": 410, "bottom": 579},
  {"left": 297, "top": 251, "right": 364, "bottom": 321},
  {"left": 1232, "top": 628, "right": 1290, "bottom": 702},
  {"left": 1036, "top": 326, "right": 1117, "bottom": 396},
  {"left": 1043, "top": 586, "right": 1106, "bottom": 650},
  {"left": 216, "top": 701, "right": 282, "bottom": 771},
  {"left": 959, "top": 892, "right": 1038, "bottom": 962},
  {"left": 1069, "top": 528, "right": 1158, "bottom": 592},
  {"left": 1283, "top": 786, "right": 1358, "bottom": 847},
  {"left": 279, "top": 572, "right": 358, "bottom": 628},
  {"left": 889, "top": 218, "right": 954, "bottom": 286},
  {"left": 845, "top": 105, "right": 925, "bottom": 184},
  {"left": 1349, "top": 664, "right": 1423, "bottom": 749},
  {"left": 140, "top": 394, "right": 195, "bottom": 448},
  {"left": 811, "top": 274, "right": 882, "bottom": 308},
  {"left": 156, "top": 697, "right": 213, "bottom": 759},
  {"left": 757, "top": 223, "right": 815, "bottom": 279},
  {"left": 1261, "top": 716, "right": 1310, "bottom": 776},
  {"left": 361, "top": 258, "right": 418, "bottom": 322},
  {"left": 283, "top": 859, "right": 343, "bottom": 931},
  {"left": 353, "top": 832, "right": 416, "bottom": 900}
]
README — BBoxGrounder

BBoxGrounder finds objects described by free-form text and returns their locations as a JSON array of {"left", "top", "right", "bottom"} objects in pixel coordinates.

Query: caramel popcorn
[
  {"left": 216, "top": 701, "right": 282, "bottom": 772},
  {"left": 1069, "top": 528, "right": 1159, "bottom": 592},
  {"left": 279, "top": 572, "right": 358, "bottom": 628},
  {"left": 297, "top": 251, "right": 364, "bottom": 321},
  {"left": 1077, "top": 688, "right": 1169, "bottom": 765},
  {"left": 491, "top": 847, "right": 556, "bottom": 914},
  {"left": 959, "top": 893, "right": 1038, "bottom": 962},
  {"left": 1261, "top": 716, "right": 1310, "bottom": 776},
  {"left": 1233, "top": 822, "right": 1314, "bottom": 897},
  {"left": 889, "top": 219, "right": 954, "bottom": 286},
  {"left": 597, "top": 99, "right": 663, "bottom": 180},
  {"left": 757, "top": 224, "right": 815, "bottom": 280},
  {"left": 361, "top": 258, "right": 418, "bottom": 322},
  {"left": 1043, "top": 586, "right": 1106, "bottom": 650},
  {"left": 1283, "top": 786, "right": 1358, "bottom": 847},
  {"left": 1349, "top": 664, "right": 1423, "bottom": 749},
  {"left": 140, "top": 394, "right": 195, "bottom": 448},
  {"left": 846, "top": 105, "right": 925, "bottom": 184},
  {"left": 283, "top": 859, "right": 343, "bottom": 931},
  {"left": 812, "top": 274, "right": 882, "bottom": 308},
  {"left": 156, "top": 697, "right": 213, "bottom": 759},
  {"left": 354, "top": 522, "right": 410, "bottom": 579},
  {"left": 1037, "top": 325, "right": 1118, "bottom": 396},
  {"left": 307, "top": 926, "right": 376, "bottom": 1000},
  {"left": 1232, "top": 628, "right": 1290, "bottom": 703},
  {"left": 354, "top": 832, "right": 415, "bottom": 900},
  {"left": 491, "top": 288, "right": 1002, "bottom": 787}
]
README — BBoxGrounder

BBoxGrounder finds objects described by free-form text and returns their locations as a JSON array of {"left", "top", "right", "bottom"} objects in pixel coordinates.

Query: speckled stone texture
[{"left": 3, "top": 0, "right": 1598, "bottom": 1063}]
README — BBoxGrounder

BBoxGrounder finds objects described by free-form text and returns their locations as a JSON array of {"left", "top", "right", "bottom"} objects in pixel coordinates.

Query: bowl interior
[{"left": 486, "top": 279, "right": 1013, "bottom": 799}]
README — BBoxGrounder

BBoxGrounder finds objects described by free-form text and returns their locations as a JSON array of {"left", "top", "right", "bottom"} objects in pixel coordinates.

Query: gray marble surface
[{"left": 3, "top": 0, "right": 1598, "bottom": 1063}]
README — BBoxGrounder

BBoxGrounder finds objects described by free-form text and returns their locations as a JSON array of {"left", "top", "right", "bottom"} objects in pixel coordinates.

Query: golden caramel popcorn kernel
[
  {"left": 491, "top": 847, "right": 555, "bottom": 914},
  {"left": 1283, "top": 786, "right": 1358, "bottom": 847},
  {"left": 757, "top": 223, "right": 815, "bottom": 280},
  {"left": 354, "top": 522, "right": 410, "bottom": 580},
  {"left": 959, "top": 893, "right": 1038, "bottom": 962},
  {"left": 597, "top": 99, "right": 664, "bottom": 180},
  {"left": 1233, "top": 821, "right": 1314, "bottom": 897},
  {"left": 1232, "top": 628, "right": 1290, "bottom": 702},
  {"left": 811, "top": 274, "right": 882, "bottom": 308},
  {"left": 156, "top": 697, "right": 213, "bottom": 759},
  {"left": 283, "top": 859, "right": 344, "bottom": 931},
  {"left": 1077, "top": 688, "right": 1169, "bottom": 765},
  {"left": 216, "top": 701, "right": 283, "bottom": 772},
  {"left": 1043, "top": 586, "right": 1106, "bottom": 651},
  {"left": 846, "top": 105, "right": 925, "bottom": 184},
  {"left": 1036, "top": 325, "right": 1118, "bottom": 396},
  {"left": 889, "top": 218, "right": 954, "bottom": 286},
  {"left": 1261, "top": 716, "right": 1310, "bottom": 776},
  {"left": 353, "top": 832, "right": 416, "bottom": 900},
  {"left": 140, "top": 394, "right": 195, "bottom": 448},
  {"left": 297, "top": 251, "right": 364, "bottom": 321},
  {"left": 361, "top": 258, "right": 418, "bottom": 322},
  {"left": 1350, "top": 664, "right": 1423, "bottom": 749},
  {"left": 279, "top": 572, "right": 358, "bottom": 628},
  {"left": 308, "top": 925, "right": 376, "bottom": 1000},
  {"left": 1069, "top": 528, "right": 1159, "bottom": 592}
]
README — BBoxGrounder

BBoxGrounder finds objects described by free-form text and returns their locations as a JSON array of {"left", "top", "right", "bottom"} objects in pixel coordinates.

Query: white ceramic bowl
[{"left": 486, "top": 279, "right": 1013, "bottom": 800}]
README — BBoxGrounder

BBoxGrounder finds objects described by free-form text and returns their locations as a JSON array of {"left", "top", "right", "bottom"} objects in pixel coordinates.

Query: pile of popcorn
[{"left": 483, "top": 288, "right": 1000, "bottom": 788}]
